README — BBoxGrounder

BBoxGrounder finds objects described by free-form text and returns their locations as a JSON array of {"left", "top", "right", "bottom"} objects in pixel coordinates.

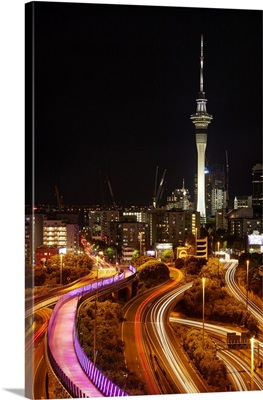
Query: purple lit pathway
[{"left": 48, "top": 295, "right": 104, "bottom": 398}]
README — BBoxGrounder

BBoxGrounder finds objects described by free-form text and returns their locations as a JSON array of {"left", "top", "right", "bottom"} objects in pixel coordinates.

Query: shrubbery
[
  {"left": 183, "top": 329, "right": 231, "bottom": 391},
  {"left": 78, "top": 300, "right": 147, "bottom": 396},
  {"left": 136, "top": 259, "right": 170, "bottom": 291},
  {"left": 178, "top": 277, "right": 259, "bottom": 336},
  {"left": 25, "top": 253, "right": 94, "bottom": 288}
]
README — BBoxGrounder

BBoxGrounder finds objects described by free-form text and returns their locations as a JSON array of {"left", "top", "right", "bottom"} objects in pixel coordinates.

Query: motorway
[
  {"left": 122, "top": 262, "right": 263, "bottom": 395},
  {"left": 25, "top": 308, "right": 52, "bottom": 399},
  {"left": 27, "top": 259, "right": 263, "bottom": 397},
  {"left": 171, "top": 316, "right": 263, "bottom": 391},
  {"left": 122, "top": 269, "right": 209, "bottom": 394},
  {"left": 224, "top": 260, "right": 263, "bottom": 328}
]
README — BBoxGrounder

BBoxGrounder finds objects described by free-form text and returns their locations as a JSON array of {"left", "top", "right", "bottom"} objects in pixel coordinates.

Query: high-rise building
[
  {"left": 43, "top": 220, "right": 79, "bottom": 253},
  {"left": 190, "top": 35, "right": 213, "bottom": 222},
  {"left": 205, "top": 163, "right": 227, "bottom": 217},
  {"left": 166, "top": 180, "right": 191, "bottom": 210},
  {"left": 234, "top": 195, "right": 252, "bottom": 209},
  {"left": 149, "top": 208, "right": 200, "bottom": 248},
  {"left": 252, "top": 163, "right": 263, "bottom": 213}
]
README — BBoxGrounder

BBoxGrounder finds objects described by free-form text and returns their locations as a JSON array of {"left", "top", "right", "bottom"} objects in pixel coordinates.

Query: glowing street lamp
[
  {"left": 202, "top": 277, "right": 206, "bottom": 346},
  {"left": 138, "top": 232, "right": 144, "bottom": 256},
  {"left": 60, "top": 253, "right": 63, "bottom": 286},
  {"left": 217, "top": 241, "right": 220, "bottom": 255},
  {"left": 194, "top": 227, "right": 198, "bottom": 256}
]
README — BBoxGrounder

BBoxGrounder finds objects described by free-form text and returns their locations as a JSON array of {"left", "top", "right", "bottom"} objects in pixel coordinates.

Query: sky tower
[{"left": 190, "top": 34, "right": 213, "bottom": 222}]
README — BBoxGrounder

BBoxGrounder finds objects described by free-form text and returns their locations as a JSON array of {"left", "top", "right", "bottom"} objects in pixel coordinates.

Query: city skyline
[{"left": 26, "top": 2, "right": 262, "bottom": 207}]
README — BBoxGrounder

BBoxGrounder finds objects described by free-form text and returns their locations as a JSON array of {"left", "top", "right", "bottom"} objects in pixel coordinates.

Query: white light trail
[{"left": 224, "top": 261, "right": 263, "bottom": 327}]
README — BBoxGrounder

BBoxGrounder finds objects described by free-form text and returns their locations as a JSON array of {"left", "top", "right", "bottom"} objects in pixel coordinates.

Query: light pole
[
  {"left": 195, "top": 227, "right": 198, "bottom": 256},
  {"left": 250, "top": 336, "right": 254, "bottom": 390},
  {"left": 246, "top": 260, "right": 249, "bottom": 310},
  {"left": 202, "top": 277, "right": 206, "bottom": 347},
  {"left": 60, "top": 253, "right": 63, "bottom": 286},
  {"left": 138, "top": 232, "right": 144, "bottom": 257}
]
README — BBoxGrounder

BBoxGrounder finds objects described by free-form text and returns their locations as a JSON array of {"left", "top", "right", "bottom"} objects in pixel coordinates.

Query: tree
[
  {"left": 34, "top": 267, "right": 46, "bottom": 286},
  {"left": 201, "top": 258, "right": 224, "bottom": 281},
  {"left": 104, "top": 246, "right": 116, "bottom": 263},
  {"left": 130, "top": 255, "right": 155, "bottom": 269},
  {"left": 183, "top": 256, "right": 203, "bottom": 276},
  {"left": 137, "top": 260, "right": 170, "bottom": 285},
  {"left": 132, "top": 249, "right": 140, "bottom": 259},
  {"left": 44, "top": 253, "right": 94, "bottom": 285},
  {"left": 174, "top": 258, "right": 184, "bottom": 269},
  {"left": 161, "top": 249, "right": 174, "bottom": 263},
  {"left": 183, "top": 328, "right": 231, "bottom": 391},
  {"left": 78, "top": 300, "right": 147, "bottom": 396}
]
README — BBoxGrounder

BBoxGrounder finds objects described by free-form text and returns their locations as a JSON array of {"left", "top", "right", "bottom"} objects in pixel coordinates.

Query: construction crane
[
  {"left": 55, "top": 185, "right": 63, "bottom": 211},
  {"left": 153, "top": 166, "right": 167, "bottom": 208},
  {"left": 105, "top": 174, "right": 117, "bottom": 209},
  {"left": 225, "top": 150, "right": 229, "bottom": 205}
]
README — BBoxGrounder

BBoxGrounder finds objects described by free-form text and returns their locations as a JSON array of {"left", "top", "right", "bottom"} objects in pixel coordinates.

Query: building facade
[
  {"left": 43, "top": 220, "right": 79, "bottom": 253},
  {"left": 166, "top": 180, "right": 191, "bottom": 210},
  {"left": 252, "top": 163, "right": 263, "bottom": 213}
]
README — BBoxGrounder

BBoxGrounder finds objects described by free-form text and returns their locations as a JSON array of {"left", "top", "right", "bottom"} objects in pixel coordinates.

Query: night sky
[{"left": 26, "top": 1, "right": 262, "bottom": 207}]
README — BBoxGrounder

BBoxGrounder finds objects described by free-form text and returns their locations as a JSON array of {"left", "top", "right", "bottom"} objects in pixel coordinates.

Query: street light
[
  {"left": 60, "top": 253, "right": 63, "bottom": 286},
  {"left": 202, "top": 277, "right": 206, "bottom": 347},
  {"left": 138, "top": 232, "right": 144, "bottom": 256},
  {"left": 217, "top": 241, "right": 220, "bottom": 255},
  {"left": 251, "top": 337, "right": 255, "bottom": 388},
  {"left": 246, "top": 260, "right": 249, "bottom": 310},
  {"left": 195, "top": 227, "right": 198, "bottom": 256}
]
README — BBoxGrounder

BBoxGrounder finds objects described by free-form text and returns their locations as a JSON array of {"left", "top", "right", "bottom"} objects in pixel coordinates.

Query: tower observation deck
[{"left": 190, "top": 34, "right": 213, "bottom": 221}]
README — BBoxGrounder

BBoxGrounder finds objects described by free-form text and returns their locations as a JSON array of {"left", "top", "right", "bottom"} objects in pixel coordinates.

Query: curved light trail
[
  {"left": 171, "top": 317, "right": 263, "bottom": 391},
  {"left": 224, "top": 261, "right": 263, "bottom": 327},
  {"left": 145, "top": 282, "right": 208, "bottom": 393},
  {"left": 134, "top": 280, "right": 179, "bottom": 394}
]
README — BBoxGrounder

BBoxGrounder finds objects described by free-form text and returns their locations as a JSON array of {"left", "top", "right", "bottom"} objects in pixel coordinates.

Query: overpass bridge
[{"left": 45, "top": 266, "right": 137, "bottom": 398}]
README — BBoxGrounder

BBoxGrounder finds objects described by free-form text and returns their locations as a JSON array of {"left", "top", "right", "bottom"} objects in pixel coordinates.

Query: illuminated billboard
[
  {"left": 248, "top": 234, "right": 263, "bottom": 245},
  {"left": 155, "top": 243, "right": 173, "bottom": 250}
]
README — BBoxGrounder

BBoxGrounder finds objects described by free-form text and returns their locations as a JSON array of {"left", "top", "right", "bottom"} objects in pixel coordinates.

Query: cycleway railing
[{"left": 46, "top": 266, "right": 136, "bottom": 398}]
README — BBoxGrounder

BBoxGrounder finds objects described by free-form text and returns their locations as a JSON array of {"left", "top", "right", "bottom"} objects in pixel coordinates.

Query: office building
[{"left": 252, "top": 163, "right": 263, "bottom": 213}]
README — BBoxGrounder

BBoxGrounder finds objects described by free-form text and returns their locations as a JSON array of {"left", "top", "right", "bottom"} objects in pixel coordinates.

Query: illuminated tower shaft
[{"left": 190, "top": 35, "right": 213, "bottom": 221}]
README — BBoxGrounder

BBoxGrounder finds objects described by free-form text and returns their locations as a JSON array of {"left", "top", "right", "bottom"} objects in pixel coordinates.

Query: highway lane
[
  {"left": 171, "top": 316, "right": 263, "bottom": 391},
  {"left": 121, "top": 284, "right": 171, "bottom": 394},
  {"left": 25, "top": 308, "right": 52, "bottom": 399},
  {"left": 144, "top": 280, "right": 210, "bottom": 394},
  {"left": 33, "top": 339, "right": 48, "bottom": 400},
  {"left": 122, "top": 269, "right": 210, "bottom": 394},
  {"left": 224, "top": 260, "right": 263, "bottom": 328}
]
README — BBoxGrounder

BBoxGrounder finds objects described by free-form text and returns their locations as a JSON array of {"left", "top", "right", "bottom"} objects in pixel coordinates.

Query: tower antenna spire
[
  {"left": 200, "top": 34, "right": 204, "bottom": 94},
  {"left": 190, "top": 34, "right": 213, "bottom": 222}
]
